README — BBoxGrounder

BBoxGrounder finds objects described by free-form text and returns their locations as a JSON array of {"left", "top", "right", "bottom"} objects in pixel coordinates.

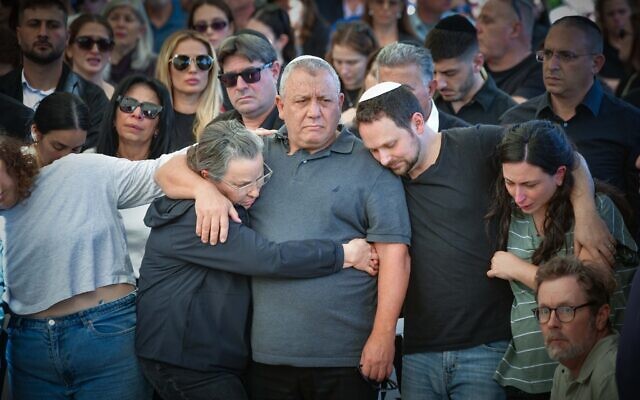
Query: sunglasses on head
[
  {"left": 218, "top": 62, "right": 274, "bottom": 88},
  {"left": 170, "top": 54, "right": 215, "bottom": 71},
  {"left": 192, "top": 19, "right": 229, "bottom": 33},
  {"left": 117, "top": 96, "right": 163, "bottom": 119},
  {"left": 74, "top": 36, "right": 115, "bottom": 52}
]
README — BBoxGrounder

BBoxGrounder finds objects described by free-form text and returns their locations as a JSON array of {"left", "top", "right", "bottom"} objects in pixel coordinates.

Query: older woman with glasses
[
  {"left": 135, "top": 119, "right": 377, "bottom": 400},
  {"left": 156, "top": 29, "right": 223, "bottom": 148},
  {"left": 485, "top": 120, "right": 637, "bottom": 398},
  {"left": 188, "top": 0, "right": 235, "bottom": 53}
]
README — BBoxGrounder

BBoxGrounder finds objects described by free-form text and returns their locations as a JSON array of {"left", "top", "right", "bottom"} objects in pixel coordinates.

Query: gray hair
[
  {"left": 376, "top": 43, "right": 434, "bottom": 86},
  {"left": 186, "top": 120, "right": 264, "bottom": 180},
  {"left": 279, "top": 55, "right": 341, "bottom": 98}
]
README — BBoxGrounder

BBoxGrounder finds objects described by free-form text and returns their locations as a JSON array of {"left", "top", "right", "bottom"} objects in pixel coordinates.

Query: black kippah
[{"left": 433, "top": 14, "right": 476, "bottom": 34}]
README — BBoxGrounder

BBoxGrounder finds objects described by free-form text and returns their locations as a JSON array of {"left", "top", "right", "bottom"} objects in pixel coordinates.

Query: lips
[
  {"left": 185, "top": 78, "right": 200, "bottom": 85},
  {"left": 124, "top": 123, "right": 143, "bottom": 131}
]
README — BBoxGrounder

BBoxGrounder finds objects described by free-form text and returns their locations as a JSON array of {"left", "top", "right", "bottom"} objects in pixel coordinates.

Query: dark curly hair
[{"left": 0, "top": 135, "right": 39, "bottom": 206}]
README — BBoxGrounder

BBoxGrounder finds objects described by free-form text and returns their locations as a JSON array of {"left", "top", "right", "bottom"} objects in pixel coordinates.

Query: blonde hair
[{"left": 156, "top": 30, "right": 223, "bottom": 141}]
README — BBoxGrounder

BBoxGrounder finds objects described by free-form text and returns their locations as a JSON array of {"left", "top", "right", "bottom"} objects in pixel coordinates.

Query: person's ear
[
  {"left": 411, "top": 111, "right": 425, "bottom": 136},
  {"left": 427, "top": 79, "right": 437, "bottom": 99},
  {"left": 554, "top": 165, "right": 567, "bottom": 186},
  {"left": 200, "top": 170, "right": 209, "bottom": 179},
  {"left": 592, "top": 54, "right": 606, "bottom": 75},
  {"left": 472, "top": 52, "right": 485, "bottom": 73},
  {"left": 274, "top": 33, "right": 289, "bottom": 52},
  {"left": 275, "top": 94, "right": 285, "bottom": 119},
  {"left": 595, "top": 303, "right": 610, "bottom": 330},
  {"left": 32, "top": 124, "right": 43, "bottom": 143}
]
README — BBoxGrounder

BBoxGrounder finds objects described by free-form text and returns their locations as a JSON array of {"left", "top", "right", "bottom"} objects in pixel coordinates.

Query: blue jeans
[
  {"left": 402, "top": 340, "right": 508, "bottom": 400},
  {"left": 6, "top": 292, "right": 152, "bottom": 400}
]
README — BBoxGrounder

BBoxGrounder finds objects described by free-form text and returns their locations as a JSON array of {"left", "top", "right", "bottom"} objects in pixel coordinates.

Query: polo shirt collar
[
  {"left": 274, "top": 124, "right": 355, "bottom": 156},
  {"left": 574, "top": 333, "right": 618, "bottom": 384},
  {"left": 536, "top": 79, "right": 603, "bottom": 118},
  {"left": 472, "top": 76, "right": 498, "bottom": 111}
]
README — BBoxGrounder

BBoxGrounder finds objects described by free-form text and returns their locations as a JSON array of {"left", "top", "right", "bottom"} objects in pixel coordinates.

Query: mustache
[{"left": 545, "top": 333, "right": 567, "bottom": 343}]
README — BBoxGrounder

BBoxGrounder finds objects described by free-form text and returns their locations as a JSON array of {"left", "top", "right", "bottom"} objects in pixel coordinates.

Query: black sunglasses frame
[
  {"left": 218, "top": 62, "right": 274, "bottom": 88},
  {"left": 75, "top": 36, "right": 115, "bottom": 52},
  {"left": 116, "top": 96, "right": 163, "bottom": 119},
  {"left": 192, "top": 19, "right": 229, "bottom": 33},
  {"left": 170, "top": 54, "right": 215, "bottom": 72}
]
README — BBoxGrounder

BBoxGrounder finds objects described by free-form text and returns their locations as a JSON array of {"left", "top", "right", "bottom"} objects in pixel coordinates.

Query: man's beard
[{"left": 23, "top": 42, "right": 64, "bottom": 65}]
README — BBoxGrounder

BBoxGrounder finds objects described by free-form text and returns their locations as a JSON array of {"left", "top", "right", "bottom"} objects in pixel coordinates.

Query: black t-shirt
[
  {"left": 601, "top": 40, "right": 627, "bottom": 80},
  {"left": 487, "top": 53, "right": 545, "bottom": 100},
  {"left": 402, "top": 126, "right": 513, "bottom": 353},
  {"left": 172, "top": 111, "right": 196, "bottom": 150}
]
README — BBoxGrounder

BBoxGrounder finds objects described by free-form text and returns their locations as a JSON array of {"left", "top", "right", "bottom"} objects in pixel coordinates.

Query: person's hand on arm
[
  {"left": 570, "top": 153, "right": 616, "bottom": 267},
  {"left": 487, "top": 251, "right": 538, "bottom": 289},
  {"left": 359, "top": 243, "right": 410, "bottom": 382},
  {"left": 342, "top": 239, "right": 379, "bottom": 276},
  {"left": 155, "top": 154, "right": 240, "bottom": 244}
]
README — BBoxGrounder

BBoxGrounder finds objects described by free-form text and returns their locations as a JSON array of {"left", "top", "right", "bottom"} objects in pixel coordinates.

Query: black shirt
[
  {"left": 487, "top": 53, "right": 545, "bottom": 100},
  {"left": 500, "top": 80, "right": 640, "bottom": 222},
  {"left": 172, "top": 111, "right": 196, "bottom": 150},
  {"left": 212, "top": 105, "right": 284, "bottom": 131},
  {"left": 435, "top": 76, "right": 517, "bottom": 125}
]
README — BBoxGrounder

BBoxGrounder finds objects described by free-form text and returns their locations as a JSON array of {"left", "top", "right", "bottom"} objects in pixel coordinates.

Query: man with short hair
[
  {"left": 376, "top": 42, "right": 468, "bottom": 131},
  {"left": 212, "top": 33, "right": 284, "bottom": 131},
  {"left": 410, "top": 0, "right": 451, "bottom": 42},
  {"left": 0, "top": 0, "right": 108, "bottom": 149},
  {"left": 425, "top": 14, "right": 516, "bottom": 125},
  {"left": 534, "top": 256, "right": 619, "bottom": 400},
  {"left": 501, "top": 16, "right": 640, "bottom": 233},
  {"left": 476, "top": 0, "right": 545, "bottom": 103}
]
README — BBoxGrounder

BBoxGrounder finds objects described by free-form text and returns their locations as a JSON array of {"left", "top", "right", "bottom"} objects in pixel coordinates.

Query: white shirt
[
  {"left": 21, "top": 69, "right": 55, "bottom": 110},
  {"left": 426, "top": 99, "right": 440, "bottom": 132}
]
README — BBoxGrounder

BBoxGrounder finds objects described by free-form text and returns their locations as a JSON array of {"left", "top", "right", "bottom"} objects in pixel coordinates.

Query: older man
[{"left": 534, "top": 256, "right": 619, "bottom": 400}]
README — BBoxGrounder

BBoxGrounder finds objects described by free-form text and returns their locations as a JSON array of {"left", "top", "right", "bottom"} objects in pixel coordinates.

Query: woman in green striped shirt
[{"left": 485, "top": 120, "right": 637, "bottom": 399}]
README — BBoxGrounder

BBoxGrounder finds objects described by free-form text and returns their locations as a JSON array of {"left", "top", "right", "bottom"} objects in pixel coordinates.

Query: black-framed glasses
[
  {"left": 535, "top": 49, "right": 598, "bottom": 63},
  {"left": 74, "top": 36, "right": 114, "bottom": 52},
  {"left": 220, "top": 163, "right": 273, "bottom": 193},
  {"left": 117, "top": 96, "right": 163, "bottom": 119},
  {"left": 170, "top": 54, "right": 215, "bottom": 71},
  {"left": 192, "top": 19, "right": 229, "bottom": 33},
  {"left": 532, "top": 302, "right": 593, "bottom": 323},
  {"left": 218, "top": 62, "right": 274, "bottom": 88}
]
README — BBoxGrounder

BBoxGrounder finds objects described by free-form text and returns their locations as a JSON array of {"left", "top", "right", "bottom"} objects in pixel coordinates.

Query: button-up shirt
[{"left": 21, "top": 69, "right": 55, "bottom": 110}]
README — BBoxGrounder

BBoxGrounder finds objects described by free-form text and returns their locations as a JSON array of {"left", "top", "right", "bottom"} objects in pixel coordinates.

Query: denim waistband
[{"left": 9, "top": 291, "right": 136, "bottom": 329}]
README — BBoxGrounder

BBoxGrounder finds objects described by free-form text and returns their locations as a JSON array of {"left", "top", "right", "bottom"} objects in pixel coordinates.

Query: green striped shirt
[{"left": 494, "top": 193, "right": 637, "bottom": 393}]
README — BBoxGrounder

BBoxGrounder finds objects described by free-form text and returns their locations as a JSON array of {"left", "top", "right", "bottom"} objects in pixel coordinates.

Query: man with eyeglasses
[
  {"left": 211, "top": 33, "right": 284, "bottom": 132},
  {"left": 534, "top": 256, "right": 619, "bottom": 400},
  {"left": 0, "top": 0, "right": 109, "bottom": 149},
  {"left": 501, "top": 15, "right": 640, "bottom": 238},
  {"left": 476, "top": 0, "right": 545, "bottom": 103}
]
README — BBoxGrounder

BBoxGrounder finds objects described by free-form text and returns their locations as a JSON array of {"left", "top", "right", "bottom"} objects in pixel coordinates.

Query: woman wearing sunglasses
[
  {"left": 92, "top": 74, "right": 174, "bottom": 276},
  {"left": 135, "top": 119, "right": 376, "bottom": 400},
  {"left": 156, "top": 30, "right": 223, "bottom": 148},
  {"left": 65, "top": 14, "right": 116, "bottom": 99},
  {"left": 188, "top": 0, "right": 235, "bottom": 53},
  {"left": 485, "top": 120, "right": 637, "bottom": 398}
]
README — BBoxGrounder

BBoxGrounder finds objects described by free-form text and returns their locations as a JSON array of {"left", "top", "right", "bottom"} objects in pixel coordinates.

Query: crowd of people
[{"left": 0, "top": 0, "right": 640, "bottom": 399}]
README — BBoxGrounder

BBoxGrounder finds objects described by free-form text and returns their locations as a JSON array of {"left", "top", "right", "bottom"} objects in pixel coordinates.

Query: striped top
[{"left": 494, "top": 193, "right": 638, "bottom": 393}]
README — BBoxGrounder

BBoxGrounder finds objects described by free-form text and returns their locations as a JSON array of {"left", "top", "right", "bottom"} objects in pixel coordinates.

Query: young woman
[
  {"left": 188, "top": 0, "right": 235, "bottom": 53},
  {"left": 362, "top": 0, "right": 418, "bottom": 47},
  {"left": 28, "top": 92, "right": 89, "bottom": 166},
  {"left": 486, "top": 120, "right": 637, "bottom": 398},
  {"left": 103, "top": 0, "right": 156, "bottom": 85},
  {"left": 66, "top": 14, "right": 115, "bottom": 98},
  {"left": 246, "top": 4, "right": 296, "bottom": 66},
  {"left": 596, "top": 0, "right": 635, "bottom": 92},
  {"left": 156, "top": 30, "right": 223, "bottom": 147},
  {"left": 135, "top": 119, "right": 376, "bottom": 400}
]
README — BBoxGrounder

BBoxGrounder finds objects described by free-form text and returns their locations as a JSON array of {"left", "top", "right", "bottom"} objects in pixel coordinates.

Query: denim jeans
[
  {"left": 401, "top": 340, "right": 508, "bottom": 400},
  {"left": 6, "top": 292, "right": 152, "bottom": 400}
]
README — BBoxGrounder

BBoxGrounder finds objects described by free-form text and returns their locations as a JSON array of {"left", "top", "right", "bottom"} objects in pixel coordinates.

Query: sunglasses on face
[
  {"left": 218, "top": 62, "right": 274, "bottom": 88},
  {"left": 74, "top": 36, "right": 115, "bottom": 52},
  {"left": 170, "top": 54, "right": 215, "bottom": 71},
  {"left": 192, "top": 19, "right": 229, "bottom": 33},
  {"left": 117, "top": 96, "right": 163, "bottom": 119}
]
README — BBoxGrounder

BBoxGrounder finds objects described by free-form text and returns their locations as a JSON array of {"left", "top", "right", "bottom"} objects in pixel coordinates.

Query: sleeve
[
  {"left": 363, "top": 168, "right": 411, "bottom": 244},
  {"left": 84, "top": 86, "right": 110, "bottom": 150},
  {"left": 167, "top": 207, "right": 345, "bottom": 278}
]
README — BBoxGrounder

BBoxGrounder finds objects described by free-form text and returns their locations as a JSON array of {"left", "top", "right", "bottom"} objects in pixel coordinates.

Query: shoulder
[{"left": 500, "top": 96, "right": 542, "bottom": 122}]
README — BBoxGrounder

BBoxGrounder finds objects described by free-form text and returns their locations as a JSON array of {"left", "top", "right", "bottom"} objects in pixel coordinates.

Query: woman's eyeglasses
[
  {"left": 170, "top": 54, "right": 215, "bottom": 71},
  {"left": 218, "top": 62, "right": 273, "bottom": 88},
  {"left": 220, "top": 163, "right": 273, "bottom": 193},
  {"left": 74, "top": 36, "right": 115, "bottom": 52},
  {"left": 117, "top": 96, "right": 163, "bottom": 119},
  {"left": 192, "top": 19, "right": 229, "bottom": 33}
]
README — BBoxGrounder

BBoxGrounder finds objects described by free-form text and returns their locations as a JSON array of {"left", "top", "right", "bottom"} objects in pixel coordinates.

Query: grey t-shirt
[{"left": 249, "top": 127, "right": 411, "bottom": 367}]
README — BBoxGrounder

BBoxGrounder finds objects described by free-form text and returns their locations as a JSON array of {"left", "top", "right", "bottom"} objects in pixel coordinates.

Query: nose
[
  {"left": 435, "top": 73, "right": 446, "bottom": 90},
  {"left": 38, "top": 21, "right": 48, "bottom": 37},
  {"left": 306, "top": 98, "right": 321, "bottom": 118},
  {"left": 235, "top": 75, "right": 249, "bottom": 90},
  {"left": 248, "top": 185, "right": 260, "bottom": 198},
  {"left": 378, "top": 150, "right": 392, "bottom": 166},
  {"left": 547, "top": 309, "right": 561, "bottom": 328},
  {"left": 131, "top": 106, "right": 144, "bottom": 120},
  {"left": 514, "top": 186, "right": 526, "bottom": 204}
]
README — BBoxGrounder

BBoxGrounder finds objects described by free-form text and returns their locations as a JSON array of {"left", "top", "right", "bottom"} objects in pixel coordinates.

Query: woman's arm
[{"left": 487, "top": 251, "right": 538, "bottom": 290}]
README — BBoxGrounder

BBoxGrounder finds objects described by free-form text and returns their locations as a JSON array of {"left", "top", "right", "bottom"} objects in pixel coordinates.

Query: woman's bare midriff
[{"left": 26, "top": 283, "right": 136, "bottom": 319}]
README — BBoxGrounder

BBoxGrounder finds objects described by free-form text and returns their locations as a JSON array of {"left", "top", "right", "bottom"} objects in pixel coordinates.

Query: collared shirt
[
  {"left": 500, "top": 80, "right": 640, "bottom": 219},
  {"left": 551, "top": 333, "right": 619, "bottom": 400},
  {"left": 435, "top": 76, "right": 516, "bottom": 125},
  {"left": 426, "top": 99, "right": 440, "bottom": 132},
  {"left": 21, "top": 69, "right": 55, "bottom": 110}
]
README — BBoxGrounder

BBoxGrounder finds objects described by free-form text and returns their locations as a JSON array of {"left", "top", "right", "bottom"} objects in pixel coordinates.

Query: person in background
[
  {"left": 362, "top": 0, "right": 418, "bottom": 47},
  {"left": 28, "top": 92, "right": 89, "bottom": 166},
  {"left": 595, "top": 0, "right": 634, "bottom": 92},
  {"left": 410, "top": 0, "right": 452, "bottom": 42},
  {"left": 246, "top": 4, "right": 296, "bottom": 66},
  {"left": 156, "top": 30, "right": 222, "bottom": 148},
  {"left": 103, "top": 0, "right": 156, "bottom": 85},
  {"left": 65, "top": 14, "right": 116, "bottom": 99},
  {"left": 228, "top": 0, "right": 255, "bottom": 30},
  {"left": 74, "top": 0, "right": 109, "bottom": 15},
  {"left": 145, "top": 0, "right": 188, "bottom": 53},
  {"left": 188, "top": 0, "right": 235, "bottom": 53},
  {"left": 272, "top": 0, "right": 330, "bottom": 59},
  {"left": 0, "top": 25, "right": 20, "bottom": 76}
]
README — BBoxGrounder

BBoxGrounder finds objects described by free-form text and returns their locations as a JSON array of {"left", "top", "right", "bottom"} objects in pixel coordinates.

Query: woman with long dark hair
[{"left": 246, "top": 4, "right": 297, "bottom": 66}]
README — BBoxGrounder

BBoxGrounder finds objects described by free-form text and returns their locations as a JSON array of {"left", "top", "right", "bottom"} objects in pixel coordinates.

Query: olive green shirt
[{"left": 550, "top": 333, "right": 619, "bottom": 400}]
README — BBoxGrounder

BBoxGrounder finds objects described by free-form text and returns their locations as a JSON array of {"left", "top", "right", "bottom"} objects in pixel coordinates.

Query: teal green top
[
  {"left": 494, "top": 194, "right": 637, "bottom": 393},
  {"left": 550, "top": 333, "right": 619, "bottom": 400}
]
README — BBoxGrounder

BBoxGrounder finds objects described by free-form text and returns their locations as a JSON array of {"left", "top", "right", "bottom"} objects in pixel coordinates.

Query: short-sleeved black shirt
[
  {"left": 435, "top": 76, "right": 517, "bottom": 125},
  {"left": 487, "top": 53, "right": 545, "bottom": 100}
]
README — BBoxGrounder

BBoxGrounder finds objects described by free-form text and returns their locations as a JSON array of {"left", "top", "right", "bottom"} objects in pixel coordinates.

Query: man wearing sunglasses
[
  {"left": 535, "top": 256, "right": 619, "bottom": 400},
  {"left": 211, "top": 33, "right": 284, "bottom": 132},
  {"left": 0, "top": 0, "right": 109, "bottom": 150}
]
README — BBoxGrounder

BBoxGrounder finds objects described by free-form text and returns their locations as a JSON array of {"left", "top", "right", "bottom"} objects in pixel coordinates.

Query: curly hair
[{"left": 0, "top": 136, "right": 39, "bottom": 206}]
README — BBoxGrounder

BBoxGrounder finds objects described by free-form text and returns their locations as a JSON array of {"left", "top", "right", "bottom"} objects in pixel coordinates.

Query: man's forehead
[
  {"left": 284, "top": 69, "right": 338, "bottom": 94},
  {"left": 538, "top": 276, "right": 586, "bottom": 305},
  {"left": 545, "top": 25, "right": 588, "bottom": 49},
  {"left": 22, "top": 6, "right": 65, "bottom": 19}
]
